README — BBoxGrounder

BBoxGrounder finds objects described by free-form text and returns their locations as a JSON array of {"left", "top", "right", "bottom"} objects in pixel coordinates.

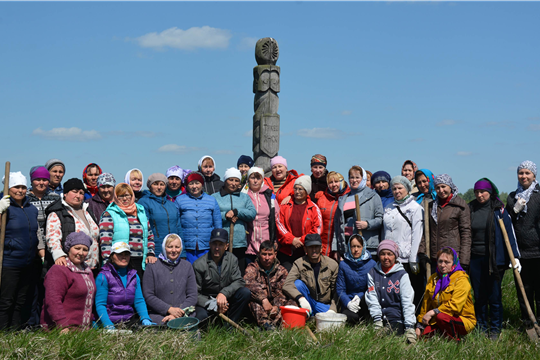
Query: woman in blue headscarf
[
  {"left": 336, "top": 234, "right": 376, "bottom": 324},
  {"left": 413, "top": 169, "right": 436, "bottom": 205}
]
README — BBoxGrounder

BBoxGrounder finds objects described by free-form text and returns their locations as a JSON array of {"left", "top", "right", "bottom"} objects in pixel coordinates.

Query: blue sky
[{"left": 1, "top": 2, "right": 539, "bottom": 193}]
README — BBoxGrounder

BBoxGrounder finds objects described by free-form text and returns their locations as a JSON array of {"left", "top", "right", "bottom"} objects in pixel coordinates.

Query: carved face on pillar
[{"left": 255, "top": 37, "right": 279, "bottom": 65}]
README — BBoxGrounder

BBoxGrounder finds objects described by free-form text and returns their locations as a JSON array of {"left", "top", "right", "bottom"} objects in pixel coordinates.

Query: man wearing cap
[
  {"left": 283, "top": 234, "right": 339, "bottom": 316},
  {"left": 85, "top": 173, "right": 116, "bottom": 225},
  {"left": 193, "top": 228, "right": 251, "bottom": 324}
]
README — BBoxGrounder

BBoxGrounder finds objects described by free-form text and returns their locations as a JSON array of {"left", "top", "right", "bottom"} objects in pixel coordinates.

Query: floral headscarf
[
  {"left": 433, "top": 247, "right": 464, "bottom": 299},
  {"left": 431, "top": 174, "right": 459, "bottom": 224}
]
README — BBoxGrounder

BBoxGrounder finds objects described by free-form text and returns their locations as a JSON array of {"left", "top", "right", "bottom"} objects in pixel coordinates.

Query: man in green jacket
[
  {"left": 193, "top": 228, "right": 251, "bottom": 324},
  {"left": 283, "top": 234, "right": 339, "bottom": 315}
]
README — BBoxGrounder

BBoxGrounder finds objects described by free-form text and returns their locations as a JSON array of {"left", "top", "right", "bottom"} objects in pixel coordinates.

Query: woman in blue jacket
[
  {"left": 138, "top": 173, "right": 184, "bottom": 258},
  {"left": 337, "top": 234, "right": 376, "bottom": 324},
  {"left": 175, "top": 172, "right": 222, "bottom": 264},
  {"left": 212, "top": 168, "right": 256, "bottom": 275},
  {"left": 0, "top": 172, "right": 39, "bottom": 330}
]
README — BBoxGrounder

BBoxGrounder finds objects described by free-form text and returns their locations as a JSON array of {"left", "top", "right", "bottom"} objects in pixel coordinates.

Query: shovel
[
  {"left": 423, "top": 198, "right": 431, "bottom": 278},
  {"left": 218, "top": 313, "right": 253, "bottom": 339},
  {"left": 0, "top": 161, "right": 11, "bottom": 288},
  {"left": 355, "top": 195, "right": 363, "bottom": 237},
  {"left": 498, "top": 216, "right": 540, "bottom": 342}
]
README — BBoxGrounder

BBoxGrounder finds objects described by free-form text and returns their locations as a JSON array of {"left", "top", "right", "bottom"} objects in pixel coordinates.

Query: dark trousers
[
  {"left": 232, "top": 247, "right": 247, "bottom": 277},
  {"left": 383, "top": 319, "right": 405, "bottom": 335},
  {"left": 0, "top": 266, "right": 35, "bottom": 330},
  {"left": 515, "top": 258, "right": 540, "bottom": 325},
  {"left": 27, "top": 257, "right": 44, "bottom": 327},
  {"left": 277, "top": 249, "right": 304, "bottom": 273},
  {"left": 403, "top": 263, "right": 426, "bottom": 311},
  {"left": 469, "top": 254, "right": 505, "bottom": 334},
  {"left": 341, "top": 295, "right": 370, "bottom": 325},
  {"left": 195, "top": 287, "right": 251, "bottom": 325}
]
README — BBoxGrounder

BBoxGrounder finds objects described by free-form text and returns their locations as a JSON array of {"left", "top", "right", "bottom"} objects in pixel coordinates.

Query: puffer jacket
[
  {"left": 212, "top": 188, "right": 257, "bottom": 249},
  {"left": 418, "top": 270, "right": 476, "bottom": 333},
  {"left": 383, "top": 196, "right": 424, "bottom": 263},
  {"left": 2, "top": 196, "right": 39, "bottom": 268},
  {"left": 336, "top": 252, "right": 376, "bottom": 308},
  {"left": 506, "top": 184, "right": 540, "bottom": 259},
  {"left": 283, "top": 255, "right": 339, "bottom": 312},
  {"left": 175, "top": 192, "right": 222, "bottom": 251},
  {"left": 419, "top": 195, "right": 472, "bottom": 266},
  {"left": 276, "top": 198, "right": 322, "bottom": 256},
  {"left": 138, "top": 190, "right": 183, "bottom": 256},
  {"left": 315, "top": 186, "right": 350, "bottom": 257},
  {"left": 264, "top": 169, "right": 302, "bottom": 205},
  {"left": 202, "top": 173, "right": 223, "bottom": 195},
  {"left": 334, "top": 188, "right": 384, "bottom": 257},
  {"left": 99, "top": 262, "right": 138, "bottom": 324}
]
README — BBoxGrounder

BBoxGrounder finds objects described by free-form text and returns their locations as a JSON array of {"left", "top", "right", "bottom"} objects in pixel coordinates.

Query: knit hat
[
  {"left": 270, "top": 156, "right": 287, "bottom": 169},
  {"left": 518, "top": 160, "right": 537, "bottom": 177},
  {"left": 390, "top": 176, "right": 412, "bottom": 193},
  {"left": 304, "top": 234, "right": 322, "bottom": 247},
  {"left": 111, "top": 242, "right": 131, "bottom": 254},
  {"left": 2, "top": 172, "right": 27, "bottom": 189},
  {"left": 294, "top": 175, "right": 312, "bottom": 195},
  {"left": 185, "top": 172, "right": 204, "bottom": 185},
  {"left": 371, "top": 171, "right": 391, "bottom": 185},
  {"left": 97, "top": 173, "right": 116, "bottom": 188},
  {"left": 63, "top": 232, "right": 93, "bottom": 253},
  {"left": 223, "top": 168, "right": 242, "bottom": 181},
  {"left": 310, "top": 154, "right": 327, "bottom": 168},
  {"left": 63, "top": 178, "right": 85, "bottom": 194},
  {"left": 247, "top": 167, "right": 265, "bottom": 179},
  {"left": 166, "top": 165, "right": 184, "bottom": 180},
  {"left": 237, "top": 155, "right": 254, "bottom": 168},
  {"left": 29, "top": 166, "right": 50, "bottom": 181},
  {"left": 45, "top": 159, "right": 65, "bottom": 172},
  {"left": 377, "top": 240, "right": 400, "bottom": 258},
  {"left": 147, "top": 173, "right": 168, "bottom": 188}
]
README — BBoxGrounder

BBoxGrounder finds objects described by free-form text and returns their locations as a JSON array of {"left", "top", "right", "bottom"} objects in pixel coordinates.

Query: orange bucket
[{"left": 280, "top": 306, "right": 309, "bottom": 328}]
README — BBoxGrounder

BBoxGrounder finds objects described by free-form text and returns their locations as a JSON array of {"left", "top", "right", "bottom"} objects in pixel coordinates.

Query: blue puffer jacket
[
  {"left": 175, "top": 192, "right": 222, "bottom": 251},
  {"left": 212, "top": 189, "right": 257, "bottom": 249},
  {"left": 138, "top": 190, "right": 185, "bottom": 257},
  {"left": 336, "top": 252, "right": 377, "bottom": 308},
  {"left": 2, "top": 196, "right": 39, "bottom": 268}
]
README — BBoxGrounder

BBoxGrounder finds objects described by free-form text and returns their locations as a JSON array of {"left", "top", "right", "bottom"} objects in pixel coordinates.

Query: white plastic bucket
[{"left": 315, "top": 312, "right": 347, "bottom": 331}]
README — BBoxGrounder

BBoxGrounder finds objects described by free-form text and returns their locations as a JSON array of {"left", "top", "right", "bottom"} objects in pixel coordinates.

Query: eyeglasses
[{"left": 118, "top": 194, "right": 132, "bottom": 199}]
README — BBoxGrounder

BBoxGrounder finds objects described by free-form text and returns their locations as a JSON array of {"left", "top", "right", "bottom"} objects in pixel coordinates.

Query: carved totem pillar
[{"left": 253, "top": 37, "right": 280, "bottom": 176}]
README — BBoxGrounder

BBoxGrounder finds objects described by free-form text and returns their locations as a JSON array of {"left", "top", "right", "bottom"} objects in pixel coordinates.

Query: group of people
[{"left": 0, "top": 154, "right": 536, "bottom": 344}]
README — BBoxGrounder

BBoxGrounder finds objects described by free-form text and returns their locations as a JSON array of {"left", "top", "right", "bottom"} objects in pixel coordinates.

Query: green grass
[{"left": 1, "top": 272, "right": 538, "bottom": 360}]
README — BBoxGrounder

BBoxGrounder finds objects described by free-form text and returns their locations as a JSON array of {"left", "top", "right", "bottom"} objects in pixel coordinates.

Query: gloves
[
  {"left": 510, "top": 258, "right": 522, "bottom": 273},
  {"left": 204, "top": 297, "right": 218, "bottom": 312},
  {"left": 298, "top": 297, "right": 313, "bottom": 316},
  {"left": 514, "top": 198, "right": 527, "bottom": 214},
  {"left": 405, "top": 328, "right": 417, "bottom": 344},
  {"left": 409, "top": 262, "right": 420, "bottom": 275},
  {"left": 0, "top": 195, "right": 10, "bottom": 214},
  {"left": 141, "top": 319, "right": 156, "bottom": 326},
  {"left": 374, "top": 320, "right": 383, "bottom": 330},
  {"left": 347, "top": 295, "right": 361, "bottom": 313}
]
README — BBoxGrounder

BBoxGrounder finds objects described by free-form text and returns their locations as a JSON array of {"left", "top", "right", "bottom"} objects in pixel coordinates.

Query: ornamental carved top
[{"left": 255, "top": 37, "right": 279, "bottom": 65}]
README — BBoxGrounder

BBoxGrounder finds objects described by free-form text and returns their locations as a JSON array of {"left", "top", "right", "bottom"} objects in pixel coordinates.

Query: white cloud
[
  {"left": 33, "top": 127, "right": 101, "bottom": 141},
  {"left": 134, "top": 26, "right": 232, "bottom": 50},
  {"left": 456, "top": 151, "right": 472, "bottom": 156},
  {"left": 243, "top": 129, "right": 253, "bottom": 137},
  {"left": 341, "top": 110, "right": 352, "bottom": 116},
  {"left": 297, "top": 128, "right": 358, "bottom": 139},
  {"left": 157, "top": 144, "right": 202, "bottom": 154},
  {"left": 437, "top": 119, "right": 457, "bottom": 127}
]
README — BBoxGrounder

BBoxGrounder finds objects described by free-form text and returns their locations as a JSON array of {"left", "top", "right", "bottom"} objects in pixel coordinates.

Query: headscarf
[
  {"left": 515, "top": 160, "right": 539, "bottom": 216},
  {"left": 124, "top": 168, "right": 144, "bottom": 188},
  {"left": 113, "top": 183, "right": 137, "bottom": 216},
  {"left": 158, "top": 234, "right": 183, "bottom": 266},
  {"left": 198, "top": 155, "right": 216, "bottom": 176},
  {"left": 344, "top": 235, "right": 370, "bottom": 263},
  {"left": 433, "top": 247, "right": 464, "bottom": 299},
  {"left": 414, "top": 169, "right": 436, "bottom": 204},
  {"left": 431, "top": 174, "right": 459, "bottom": 224},
  {"left": 349, "top": 166, "right": 367, "bottom": 196},
  {"left": 474, "top": 177, "right": 502, "bottom": 204},
  {"left": 82, "top": 163, "right": 103, "bottom": 196},
  {"left": 402, "top": 160, "right": 418, "bottom": 174}
]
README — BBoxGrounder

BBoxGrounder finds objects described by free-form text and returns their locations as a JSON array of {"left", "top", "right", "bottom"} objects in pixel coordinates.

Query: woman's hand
[
  {"left": 231, "top": 216, "right": 238, "bottom": 224},
  {"left": 422, "top": 310, "right": 435, "bottom": 325},
  {"left": 167, "top": 307, "right": 185, "bottom": 318},
  {"left": 146, "top": 255, "right": 157, "bottom": 264},
  {"left": 225, "top": 210, "right": 235, "bottom": 220},
  {"left": 55, "top": 256, "right": 67, "bottom": 266},
  {"left": 292, "top": 237, "right": 303, "bottom": 248},
  {"left": 162, "top": 315, "right": 175, "bottom": 323},
  {"left": 355, "top": 221, "right": 368, "bottom": 230},
  {"left": 281, "top": 196, "right": 291, "bottom": 205},
  {"left": 415, "top": 328, "right": 422, "bottom": 337},
  {"left": 60, "top": 328, "right": 70, "bottom": 335}
]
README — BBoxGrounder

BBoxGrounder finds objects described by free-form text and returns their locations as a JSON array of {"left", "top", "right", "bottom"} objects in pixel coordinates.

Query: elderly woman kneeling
[
  {"left": 416, "top": 247, "right": 476, "bottom": 341},
  {"left": 143, "top": 234, "right": 197, "bottom": 324}
]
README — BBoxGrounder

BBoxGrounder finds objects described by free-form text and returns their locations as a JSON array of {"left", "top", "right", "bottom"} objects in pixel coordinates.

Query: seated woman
[
  {"left": 416, "top": 247, "right": 476, "bottom": 341},
  {"left": 41, "top": 232, "right": 96, "bottom": 332},
  {"left": 143, "top": 234, "right": 197, "bottom": 324},
  {"left": 95, "top": 242, "right": 154, "bottom": 329},
  {"left": 337, "top": 235, "right": 376, "bottom": 324},
  {"left": 365, "top": 240, "right": 416, "bottom": 344}
]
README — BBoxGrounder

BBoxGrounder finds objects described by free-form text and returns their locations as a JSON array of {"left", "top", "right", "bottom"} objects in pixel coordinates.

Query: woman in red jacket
[
  {"left": 264, "top": 156, "right": 302, "bottom": 207},
  {"left": 276, "top": 175, "right": 322, "bottom": 271},
  {"left": 315, "top": 171, "right": 349, "bottom": 261}
]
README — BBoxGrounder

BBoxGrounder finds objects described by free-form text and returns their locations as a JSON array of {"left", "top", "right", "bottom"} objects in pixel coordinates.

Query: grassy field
[{"left": 1, "top": 272, "right": 538, "bottom": 360}]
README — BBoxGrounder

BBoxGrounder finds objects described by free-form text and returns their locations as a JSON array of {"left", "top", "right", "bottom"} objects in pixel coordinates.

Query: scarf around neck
[
  {"left": 515, "top": 180, "right": 539, "bottom": 216},
  {"left": 433, "top": 247, "right": 464, "bottom": 299},
  {"left": 113, "top": 183, "right": 138, "bottom": 216}
]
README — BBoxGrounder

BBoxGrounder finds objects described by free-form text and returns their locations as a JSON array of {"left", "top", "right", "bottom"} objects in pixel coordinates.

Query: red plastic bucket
[{"left": 280, "top": 306, "right": 309, "bottom": 328}]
